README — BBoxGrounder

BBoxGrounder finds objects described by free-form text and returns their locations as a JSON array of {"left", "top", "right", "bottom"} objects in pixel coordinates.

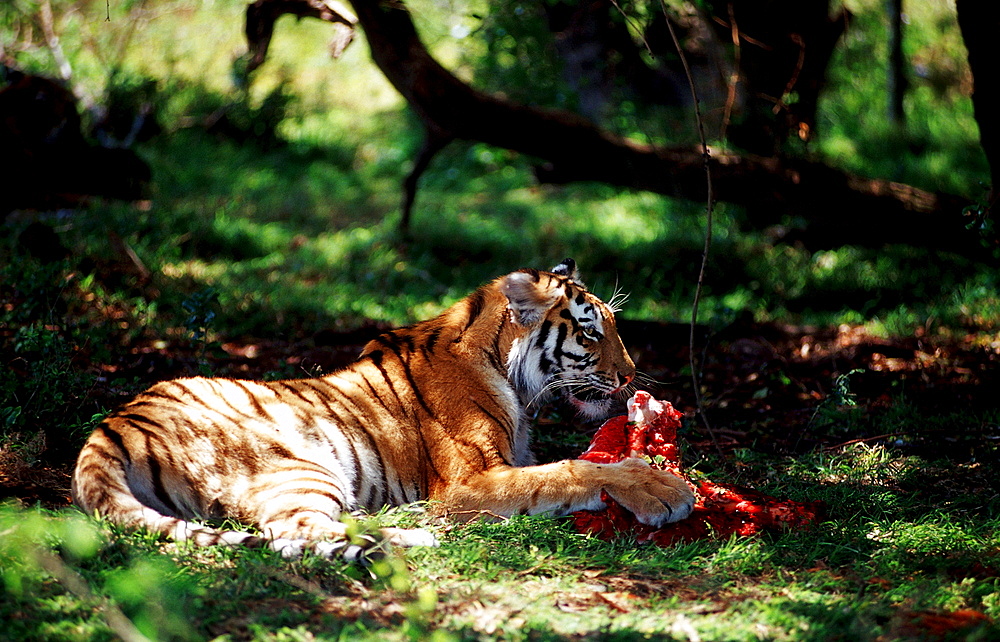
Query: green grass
[{"left": 3, "top": 444, "right": 998, "bottom": 641}]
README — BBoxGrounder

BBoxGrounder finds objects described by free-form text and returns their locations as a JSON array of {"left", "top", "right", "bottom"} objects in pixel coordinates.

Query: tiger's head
[{"left": 502, "top": 259, "right": 636, "bottom": 419}]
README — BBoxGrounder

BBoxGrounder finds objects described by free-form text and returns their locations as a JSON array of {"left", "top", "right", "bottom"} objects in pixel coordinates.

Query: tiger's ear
[
  {"left": 551, "top": 258, "right": 580, "bottom": 282},
  {"left": 502, "top": 271, "right": 559, "bottom": 326}
]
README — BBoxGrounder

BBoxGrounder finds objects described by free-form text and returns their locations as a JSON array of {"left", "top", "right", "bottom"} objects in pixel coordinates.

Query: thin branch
[
  {"left": 610, "top": 0, "right": 653, "bottom": 52},
  {"left": 659, "top": 2, "right": 719, "bottom": 451},
  {"left": 38, "top": 0, "right": 73, "bottom": 83},
  {"left": 720, "top": 1, "right": 740, "bottom": 140},
  {"left": 772, "top": 33, "right": 806, "bottom": 116},
  {"left": 822, "top": 432, "right": 907, "bottom": 452}
]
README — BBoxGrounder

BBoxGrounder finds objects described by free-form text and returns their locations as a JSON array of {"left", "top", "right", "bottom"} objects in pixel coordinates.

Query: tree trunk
[{"left": 955, "top": 0, "right": 1000, "bottom": 214}]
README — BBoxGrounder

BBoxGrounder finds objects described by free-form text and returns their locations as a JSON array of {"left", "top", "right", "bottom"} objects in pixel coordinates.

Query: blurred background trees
[
  {"left": 1, "top": 0, "right": 995, "bottom": 351},
  {"left": 7, "top": 0, "right": 992, "bottom": 247}
]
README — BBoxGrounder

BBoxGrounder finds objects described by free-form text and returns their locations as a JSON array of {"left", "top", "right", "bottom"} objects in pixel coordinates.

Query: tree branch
[
  {"left": 246, "top": 0, "right": 356, "bottom": 73},
  {"left": 249, "top": 0, "right": 981, "bottom": 252}
]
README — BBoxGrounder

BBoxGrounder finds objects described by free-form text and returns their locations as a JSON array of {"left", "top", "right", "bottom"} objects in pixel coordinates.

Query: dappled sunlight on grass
[{"left": 8, "top": 434, "right": 994, "bottom": 640}]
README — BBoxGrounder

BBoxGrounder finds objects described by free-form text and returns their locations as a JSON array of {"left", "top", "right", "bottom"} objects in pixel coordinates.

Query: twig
[
  {"left": 659, "top": 2, "right": 720, "bottom": 453},
  {"left": 444, "top": 509, "right": 510, "bottom": 523},
  {"left": 258, "top": 563, "right": 368, "bottom": 598},
  {"left": 772, "top": 34, "right": 806, "bottom": 116},
  {"left": 610, "top": 0, "right": 652, "bottom": 52},
  {"left": 822, "top": 432, "right": 907, "bottom": 452},
  {"left": 721, "top": 2, "right": 741, "bottom": 140}
]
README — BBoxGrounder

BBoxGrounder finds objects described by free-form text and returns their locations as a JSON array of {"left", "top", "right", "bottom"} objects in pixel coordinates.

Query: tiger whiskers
[
  {"left": 527, "top": 377, "right": 585, "bottom": 407},
  {"left": 605, "top": 286, "right": 630, "bottom": 315},
  {"left": 526, "top": 376, "right": 612, "bottom": 408},
  {"left": 634, "top": 370, "right": 667, "bottom": 390},
  {"left": 616, "top": 381, "right": 639, "bottom": 400}
]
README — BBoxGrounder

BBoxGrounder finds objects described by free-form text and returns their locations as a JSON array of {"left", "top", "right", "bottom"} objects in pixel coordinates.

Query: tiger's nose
[{"left": 614, "top": 372, "right": 633, "bottom": 391}]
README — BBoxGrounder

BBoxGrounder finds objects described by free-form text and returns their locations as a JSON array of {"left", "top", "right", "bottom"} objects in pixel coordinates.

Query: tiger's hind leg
[{"left": 248, "top": 471, "right": 438, "bottom": 560}]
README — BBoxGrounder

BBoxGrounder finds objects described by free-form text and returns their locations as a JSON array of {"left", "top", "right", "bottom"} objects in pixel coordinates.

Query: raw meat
[{"left": 572, "top": 391, "right": 824, "bottom": 545}]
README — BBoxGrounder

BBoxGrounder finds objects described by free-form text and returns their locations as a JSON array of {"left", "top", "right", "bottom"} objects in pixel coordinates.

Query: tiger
[{"left": 72, "top": 259, "right": 695, "bottom": 558}]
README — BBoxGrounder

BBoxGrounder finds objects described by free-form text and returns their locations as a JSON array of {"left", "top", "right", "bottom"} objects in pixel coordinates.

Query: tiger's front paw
[{"left": 604, "top": 458, "right": 695, "bottom": 527}]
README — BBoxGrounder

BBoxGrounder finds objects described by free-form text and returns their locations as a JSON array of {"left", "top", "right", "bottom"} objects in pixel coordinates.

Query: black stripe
[
  {"left": 169, "top": 381, "right": 210, "bottom": 406},
  {"left": 472, "top": 399, "right": 515, "bottom": 448},
  {"left": 267, "top": 441, "right": 297, "bottom": 460},
  {"left": 211, "top": 392, "right": 260, "bottom": 422},
  {"left": 232, "top": 380, "right": 271, "bottom": 418},
  {"left": 265, "top": 490, "right": 348, "bottom": 523},
  {"left": 359, "top": 478, "right": 378, "bottom": 509},
  {"left": 390, "top": 346, "right": 433, "bottom": 417},
  {"left": 413, "top": 426, "right": 443, "bottom": 494},
  {"left": 139, "top": 389, "right": 184, "bottom": 403},
  {"left": 424, "top": 326, "right": 442, "bottom": 354},
  {"left": 316, "top": 378, "right": 382, "bottom": 427},
  {"left": 377, "top": 339, "right": 433, "bottom": 417},
  {"left": 347, "top": 440, "right": 364, "bottom": 501},
  {"left": 143, "top": 437, "right": 182, "bottom": 517},
  {"left": 449, "top": 433, "right": 491, "bottom": 468},
  {"left": 368, "top": 354, "right": 407, "bottom": 416},
  {"left": 98, "top": 424, "right": 133, "bottom": 465},
  {"left": 391, "top": 472, "right": 410, "bottom": 505},
  {"left": 122, "top": 414, "right": 165, "bottom": 433},
  {"left": 331, "top": 380, "right": 397, "bottom": 504},
  {"left": 462, "top": 289, "right": 487, "bottom": 333},
  {"left": 488, "top": 324, "right": 507, "bottom": 375},
  {"left": 278, "top": 381, "right": 313, "bottom": 405},
  {"left": 376, "top": 332, "right": 415, "bottom": 353},
  {"left": 377, "top": 342, "right": 445, "bottom": 491},
  {"left": 359, "top": 374, "right": 389, "bottom": 408},
  {"left": 484, "top": 345, "right": 505, "bottom": 374},
  {"left": 538, "top": 352, "right": 554, "bottom": 374},
  {"left": 298, "top": 381, "right": 341, "bottom": 415},
  {"left": 553, "top": 322, "right": 568, "bottom": 360},
  {"left": 559, "top": 308, "right": 582, "bottom": 333},
  {"left": 534, "top": 320, "right": 553, "bottom": 349}
]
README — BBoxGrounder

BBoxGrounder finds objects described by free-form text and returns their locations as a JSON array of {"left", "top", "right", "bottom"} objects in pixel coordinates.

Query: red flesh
[{"left": 572, "top": 391, "right": 824, "bottom": 545}]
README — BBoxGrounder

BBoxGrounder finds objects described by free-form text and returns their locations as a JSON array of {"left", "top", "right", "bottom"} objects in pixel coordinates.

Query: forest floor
[{"left": 5, "top": 317, "right": 997, "bottom": 511}]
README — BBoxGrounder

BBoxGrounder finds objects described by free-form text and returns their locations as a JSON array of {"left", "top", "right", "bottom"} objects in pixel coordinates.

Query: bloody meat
[{"left": 572, "top": 391, "right": 824, "bottom": 545}]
